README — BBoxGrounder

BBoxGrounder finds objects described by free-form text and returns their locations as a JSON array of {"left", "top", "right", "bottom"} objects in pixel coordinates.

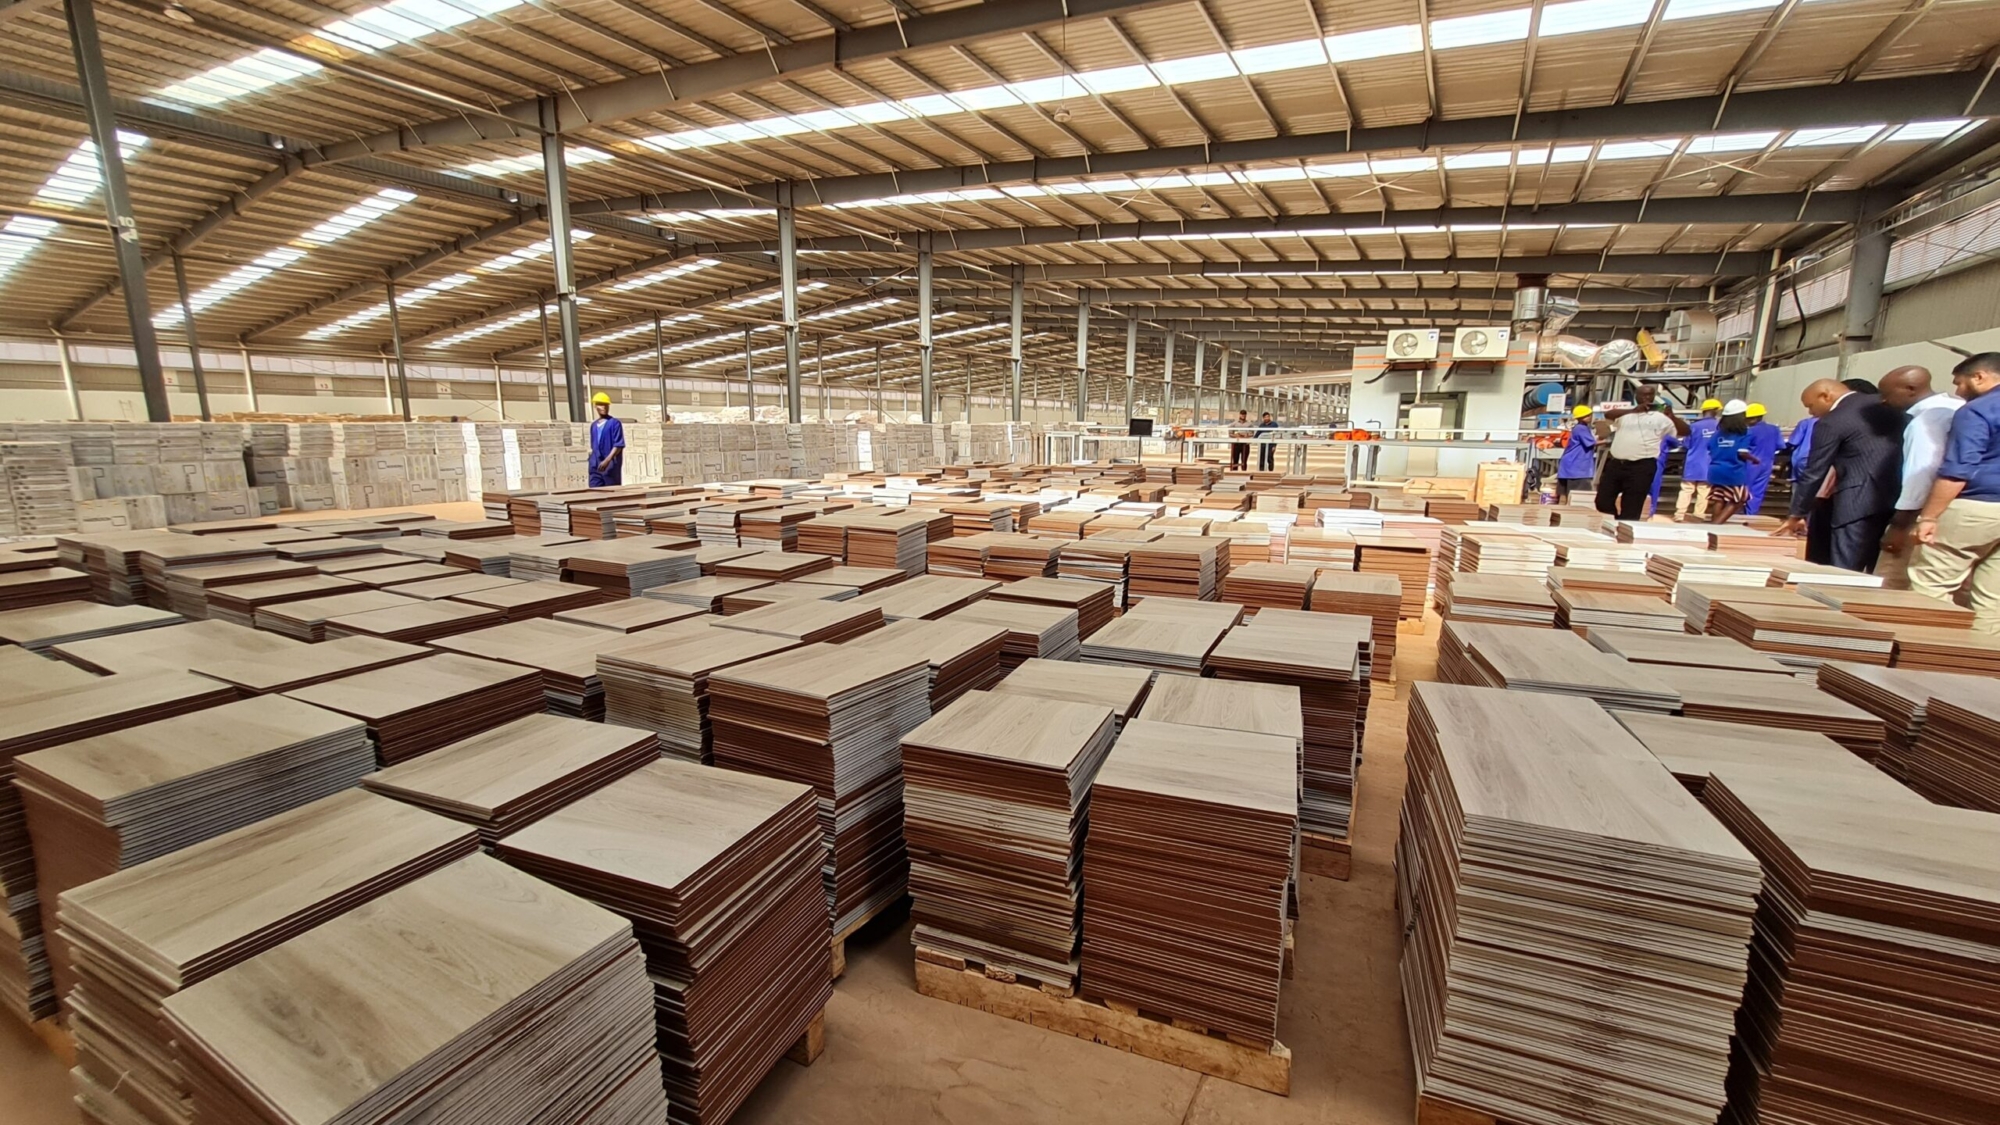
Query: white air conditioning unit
[
  {"left": 1385, "top": 328, "right": 1440, "bottom": 361},
  {"left": 1452, "top": 326, "right": 1511, "bottom": 360}
]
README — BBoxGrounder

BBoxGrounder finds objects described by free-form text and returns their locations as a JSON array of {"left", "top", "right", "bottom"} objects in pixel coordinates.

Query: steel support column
[
  {"left": 493, "top": 361, "right": 505, "bottom": 421},
  {"left": 53, "top": 331, "right": 81, "bottom": 420},
  {"left": 778, "top": 181, "right": 802, "bottom": 422},
  {"left": 539, "top": 101, "right": 586, "bottom": 422},
  {"left": 1840, "top": 213, "right": 1891, "bottom": 378},
  {"left": 169, "top": 251, "right": 210, "bottom": 421},
  {"left": 744, "top": 328, "right": 755, "bottom": 415},
  {"left": 1123, "top": 318, "right": 1137, "bottom": 421},
  {"left": 1074, "top": 292, "right": 1090, "bottom": 423},
  {"left": 385, "top": 281, "right": 412, "bottom": 421},
  {"left": 65, "top": 0, "right": 166, "bottom": 420},
  {"left": 538, "top": 299, "right": 556, "bottom": 420},
  {"left": 1240, "top": 352, "right": 1251, "bottom": 417},
  {"left": 653, "top": 312, "right": 668, "bottom": 417},
  {"left": 239, "top": 346, "right": 257, "bottom": 412},
  {"left": 1192, "top": 340, "right": 1207, "bottom": 424},
  {"left": 1749, "top": 248, "right": 1783, "bottom": 378},
  {"left": 917, "top": 230, "right": 934, "bottom": 423},
  {"left": 1163, "top": 335, "right": 1175, "bottom": 423},
  {"left": 1008, "top": 264, "right": 1023, "bottom": 422}
]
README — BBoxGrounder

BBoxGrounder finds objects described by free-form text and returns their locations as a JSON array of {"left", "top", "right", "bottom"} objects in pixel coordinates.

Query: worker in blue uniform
[
  {"left": 1555, "top": 405, "right": 1598, "bottom": 504},
  {"left": 1648, "top": 431, "right": 1679, "bottom": 517},
  {"left": 1674, "top": 399, "right": 1722, "bottom": 521},
  {"left": 588, "top": 391, "right": 625, "bottom": 487},
  {"left": 1744, "top": 403, "right": 1785, "bottom": 515}
]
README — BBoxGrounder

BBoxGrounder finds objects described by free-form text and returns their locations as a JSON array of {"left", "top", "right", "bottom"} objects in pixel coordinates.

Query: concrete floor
[{"left": 0, "top": 503, "right": 1434, "bottom": 1125}]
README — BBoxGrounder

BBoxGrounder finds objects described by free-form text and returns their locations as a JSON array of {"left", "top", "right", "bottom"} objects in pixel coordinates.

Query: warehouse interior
[{"left": 2, "top": 1, "right": 2000, "bottom": 1125}]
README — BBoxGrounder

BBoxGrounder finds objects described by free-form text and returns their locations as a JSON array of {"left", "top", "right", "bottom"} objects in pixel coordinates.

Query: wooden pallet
[
  {"left": 31, "top": 1015, "right": 74, "bottom": 1067},
  {"left": 829, "top": 894, "right": 907, "bottom": 980},
  {"left": 1301, "top": 830, "right": 1352, "bottom": 880},
  {"left": 913, "top": 948, "right": 1292, "bottom": 1095},
  {"left": 783, "top": 1010, "right": 826, "bottom": 1066},
  {"left": 1416, "top": 1094, "right": 1522, "bottom": 1125}
]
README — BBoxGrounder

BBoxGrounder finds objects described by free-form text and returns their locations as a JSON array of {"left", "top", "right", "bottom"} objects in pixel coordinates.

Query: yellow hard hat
[
  {"left": 591, "top": 392, "right": 611, "bottom": 406},
  {"left": 1745, "top": 403, "right": 1767, "bottom": 418},
  {"left": 1701, "top": 398, "right": 1722, "bottom": 411},
  {"left": 1571, "top": 404, "right": 1592, "bottom": 418}
]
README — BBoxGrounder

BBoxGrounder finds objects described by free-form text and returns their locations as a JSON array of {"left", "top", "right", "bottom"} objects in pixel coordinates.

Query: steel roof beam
[
  {"left": 306, "top": 0, "right": 1185, "bottom": 164},
  {"left": 583, "top": 70, "right": 2000, "bottom": 214},
  {"left": 800, "top": 252, "right": 1770, "bottom": 281},
  {"left": 920, "top": 287, "right": 1688, "bottom": 309}
]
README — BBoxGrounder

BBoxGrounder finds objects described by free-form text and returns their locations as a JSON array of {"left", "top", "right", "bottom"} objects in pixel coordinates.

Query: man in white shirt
[
  {"left": 1878, "top": 365, "right": 1963, "bottom": 582},
  {"left": 1594, "top": 384, "right": 1690, "bottom": 521}
]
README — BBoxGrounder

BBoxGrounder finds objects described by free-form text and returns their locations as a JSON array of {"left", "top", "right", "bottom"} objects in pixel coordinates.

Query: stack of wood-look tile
[
  {"left": 841, "top": 618, "right": 1007, "bottom": 711},
  {"left": 983, "top": 532, "right": 1063, "bottom": 580},
  {"left": 161, "top": 853, "right": 669, "bottom": 1125},
  {"left": 58, "top": 789, "right": 480, "bottom": 1125},
  {"left": 711, "top": 597, "right": 883, "bottom": 643},
  {"left": 1127, "top": 536, "right": 1225, "bottom": 601},
  {"left": 1613, "top": 712, "right": 1914, "bottom": 800},
  {"left": 1352, "top": 534, "right": 1429, "bottom": 618},
  {"left": 902, "top": 691, "right": 1117, "bottom": 988},
  {"left": 556, "top": 537, "right": 702, "bottom": 596},
  {"left": 988, "top": 658, "right": 1152, "bottom": 733},
  {"left": 1218, "top": 561, "right": 1319, "bottom": 612},
  {"left": 449, "top": 578, "right": 606, "bottom": 622},
  {"left": 646, "top": 575, "right": 770, "bottom": 612},
  {"left": 1645, "top": 664, "right": 1886, "bottom": 759},
  {"left": 321, "top": 597, "right": 505, "bottom": 644},
  {"left": 1438, "top": 620, "right": 1683, "bottom": 712},
  {"left": 1699, "top": 772, "right": 2000, "bottom": 1125},
  {"left": 793, "top": 564, "right": 907, "bottom": 592},
  {"left": 1815, "top": 661, "right": 1996, "bottom": 780},
  {"left": 430, "top": 619, "right": 644, "bottom": 720},
  {"left": 714, "top": 551, "right": 837, "bottom": 583},
  {"left": 1082, "top": 716, "right": 1297, "bottom": 1045},
  {"left": 707, "top": 644, "right": 929, "bottom": 932},
  {"left": 1459, "top": 533, "right": 1557, "bottom": 577},
  {"left": 941, "top": 501, "right": 1015, "bottom": 536},
  {"left": 1710, "top": 601, "right": 1895, "bottom": 670},
  {"left": 719, "top": 582, "right": 856, "bottom": 614},
  {"left": 1400, "top": 682, "right": 1759, "bottom": 1125},
  {"left": 156, "top": 558, "right": 314, "bottom": 619},
  {"left": 943, "top": 599, "right": 1080, "bottom": 667},
  {"left": 1554, "top": 587, "right": 1690, "bottom": 632},
  {"left": 0, "top": 602, "right": 180, "bottom": 653},
  {"left": 0, "top": 671, "right": 235, "bottom": 1021},
  {"left": 988, "top": 575, "right": 1115, "bottom": 638},
  {"left": 1026, "top": 510, "right": 1098, "bottom": 539},
  {"left": 1439, "top": 573, "right": 1557, "bottom": 626},
  {"left": 1286, "top": 527, "right": 1356, "bottom": 570},
  {"left": 16, "top": 696, "right": 373, "bottom": 1000},
  {"left": 252, "top": 588, "right": 417, "bottom": 640},
  {"left": 1646, "top": 552, "right": 1775, "bottom": 594},
  {"left": 340, "top": 561, "right": 463, "bottom": 588},
  {"left": 1766, "top": 559, "right": 1883, "bottom": 590},
  {"left": 287, "top": 652, "right": 543, "bottom": 765},
  {"left": 51, "top": 618, "right": 296, "bottom": 676},
  {"left": 554, "top": 596, "right": 707, "bottom": 634},
  {"left": 498, "top": 760, "right": 830, "bottom": 1125},
  {"left": 363, "top": 713, "right": 658, "bottom": 843},
  {"left": 1903, "top": 676, "right": 2000, "bottom": 810},
  {"left": 418, "top": 516, "right": 514, "bottom": 538},
  {"left": 925, "top": 533, "right": 991, "bottom": 578},
  {"left": 188, "top": 634, "right": 429, "bottom": 694},
  {"left": 1308, "top": 572, "right": 1400, "bottom": 688},
  {"left": 0, "top": 646, "right": 97, "bottom": 694},
  {"left": 1885, "top": 622, "right": 2000, "bottom": 675},
  {"left": 1798, "top": 584, "right": 1974, "bottom": 628},
  {"left": 1673, "top": 582, "right": 1824, "bottom": 635},
  {"left": 599, "top": 625, "right": 800, "bottom": 763},
  {"left": 1546, "top": 566, "right": 1669, "bottom": 599},
  {"left": 845, "top": 513, "right": 940, "bottom": 574},
  {"left": 844, "top": 574, "right": 996, "bottom": 621},
  {"left": 1205, "top": 626, "right": 1365, "bottom": 837},
  {"left": 385, "top": 572, "right": 518, "bottom": 602},
  {"left": 1585, "top": 627, "right": 1795, "bottom": 676},
  {"left": 1080, "top": 609, "right": 1230, "bottom": 675},
  {"left": 0, "top": 565, "right": 88, "bottom": 610}
]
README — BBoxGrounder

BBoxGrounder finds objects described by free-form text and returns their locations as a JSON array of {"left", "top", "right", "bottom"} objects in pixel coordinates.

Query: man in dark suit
[{"left": 1772, "top": 378, "right": 1909, "bottom": 571}]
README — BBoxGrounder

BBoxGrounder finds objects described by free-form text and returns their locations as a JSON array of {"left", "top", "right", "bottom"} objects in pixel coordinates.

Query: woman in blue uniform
[
  {"left": 1743, "top": 403, "right": 1784, "bottom": 515},
  {"left": 1706, "top": 400, "right": 1763, "bottom": 524},
  {"left": 1555, "top": 405, "right": 1598, "bottom": 503}
]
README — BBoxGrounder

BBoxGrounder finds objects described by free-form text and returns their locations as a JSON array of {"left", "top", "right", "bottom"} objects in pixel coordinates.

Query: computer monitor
[{"left": 1127, "top": 418, "right": 1154, "bottom": 437}]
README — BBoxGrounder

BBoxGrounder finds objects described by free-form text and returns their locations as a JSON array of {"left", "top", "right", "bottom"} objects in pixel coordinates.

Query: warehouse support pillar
[
  {"left": 539, "top": 100, "right": 585, "bottom": 422},
  {"left": 66, "top": 0, "right": 167, "bottom": 420},
  {"left": 1009, "top": 265, "right": 1023, "bottom": 422},
  {"left": 385, "top": 282, "right": 412, "bottom": 421},
  {"left": 1074, "top": 292, "right": 1090, "bottom": 423},
  {"left": 170, "top": 251, "right": 210, "bottom": 421},
  {"left": 1839, "top": 194, "right": 1892, "bottom": 380},
  {"left": 918, "top": 231, "right": 934, "bottom": 423},
  {"left": 778, "top": 181, "right": 802, "bottom": 422},
  {"left": 1123, "top": 318, "right": 1137, "bottom": 422}
]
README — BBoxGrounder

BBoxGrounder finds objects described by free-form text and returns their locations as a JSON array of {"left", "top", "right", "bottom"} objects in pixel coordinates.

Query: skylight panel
[
  {"left": 840, "top": 102, "right": 907, "bottom": 125},
  {"left": 1538, "top": 0, "right": 1653, "bottom": 36},
  {"left": 1006, "top": 75, "right": 1089, "bottom": 103},
  {"left": 1429, "top": 8, "right": 1532, "bottom": 50},
  {"left": 1685, "top": 131, "right": 1779, "bottom": 153},
  {"left": 1783, "top": 125, "right": 1883, "bottom": 147},
  {"left": 1241, "top": 167, "right": 1310, "bottom": 183},
  {"left": 475, "top": 230, "right": 594, "bottom": 273},
  {"left": 899, "top": 95, "right": 961, "bottom": 117},
  {"left": 1307, "top": 162, "right": 1371, "bottom": 178},
  {"left": 1664, "top": 0, "right": 1779, "bottom": 18},
  {"left": 1597, "top": 139, "right": 1681, "bottom": 161},
  {"left": 433, "top": 308, "right": 541, "bottom": 347},
  {"left": 0, "top": 218, "right": 55, "bottom": 280},
  {"left": 1370, "top": 156, "right": 1438, "bottom": 175},
  {"left": 1325, "top": 24, "right": 1423, "bottom": 63},
  {"left": 296, "top": 188, "right": 414, "bottom": 246},
  {"left": 1231, "top": 40, "right": 1328, "bottom": 76},
  {"left": 1078, "top": 66, "right": 1158, "bottom": 94},
  {"left": 1149, "top": 53, "right": 1239, "bottom": 84},
  {"left": 1891, "top": 119, "right": 1971, "bottom": 141},
  {"left": 950, "top": 86, "right": 1021, "bottom": 111},
  {"left": 1443, "top": 151, "right": 1515, "bottom": 170}
]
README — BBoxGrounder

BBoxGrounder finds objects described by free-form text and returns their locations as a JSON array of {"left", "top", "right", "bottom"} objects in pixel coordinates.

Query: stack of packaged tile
[
  {"left": 250, "top": 422, "right": 339, "bottom": 511},
  {"left": 873, "top": 423, "right": 945, "bottom": 471},
  {"left": 0, "top": 439, "right": 80, "bottom": 535},
  {"left": 53, "top": 424, "right": 165, "bottom": 533}
]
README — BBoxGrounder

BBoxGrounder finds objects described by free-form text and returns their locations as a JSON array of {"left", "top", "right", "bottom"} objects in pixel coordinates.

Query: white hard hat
[{"left": 1721, "top": 399, "right": 1748, "bottom": 416}]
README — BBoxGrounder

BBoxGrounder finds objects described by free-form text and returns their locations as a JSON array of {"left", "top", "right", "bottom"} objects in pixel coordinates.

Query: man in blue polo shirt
[
  {"left": 1910, "top": 352, "right": 2000, "bottom": 632},
  {"left": 588, "top": 391, "right": 625, "bottom": 487}
]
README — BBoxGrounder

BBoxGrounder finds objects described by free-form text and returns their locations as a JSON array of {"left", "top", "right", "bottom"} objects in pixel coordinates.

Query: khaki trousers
[
  {"left": 1908, "top": 498, "right": 2000, "bottom": 634},
  {"left": 1674, "top": 481, "right": 1711, "bottom": 520}
]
